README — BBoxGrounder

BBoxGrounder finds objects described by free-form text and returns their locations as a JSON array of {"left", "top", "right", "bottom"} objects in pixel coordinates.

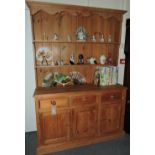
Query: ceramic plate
[{"left": 36, "top": 47, "right": 52, "bottom": 62}]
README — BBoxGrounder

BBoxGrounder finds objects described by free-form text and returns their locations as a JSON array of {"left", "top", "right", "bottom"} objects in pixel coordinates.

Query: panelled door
[
  {"left": 40, "top": 109, "right": 70, "bottom": 144},
  {"left": 72, "top": 105, "right": 98, "bottom": 139},
  {"left": 100, "top": 103, "right": 121, "bottom": 134}
]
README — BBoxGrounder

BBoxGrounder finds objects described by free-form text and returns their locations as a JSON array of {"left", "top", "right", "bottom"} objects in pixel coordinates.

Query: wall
[
  {"left": 25, "top": 3, "right": 36, "bottom": 132},
  {"left": 25, "top": 0, "right": 130, "bottom": 132}
]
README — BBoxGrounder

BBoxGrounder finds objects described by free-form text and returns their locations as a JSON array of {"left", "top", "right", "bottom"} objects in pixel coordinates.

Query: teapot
[
  {"left": 87, "top": 57, "right": 96, "bottom": 64},
  {"left": 99, "top": 55, "right": 106, "bottom": 65}
]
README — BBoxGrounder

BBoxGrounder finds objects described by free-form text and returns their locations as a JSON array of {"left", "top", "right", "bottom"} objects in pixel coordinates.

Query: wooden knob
[
  {"left": 51, "top": 101, "right": 56, "bottom": 105},
  {"left": 53, "top": 100, "right": 56, "bottom": 105}
]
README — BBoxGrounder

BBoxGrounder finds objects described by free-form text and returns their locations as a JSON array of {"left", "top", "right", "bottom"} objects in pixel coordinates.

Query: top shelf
[{"left": 33, "top": 40, "right": 120, "bottom": 45}]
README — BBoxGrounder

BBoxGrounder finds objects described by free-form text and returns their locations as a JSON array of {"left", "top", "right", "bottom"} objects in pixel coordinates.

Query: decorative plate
[
  {"left": 69, "top": 71, "right": 86, "bottom": 85},
  {"left": 36, "top": 47, "right": 52, "bottom": 62}
]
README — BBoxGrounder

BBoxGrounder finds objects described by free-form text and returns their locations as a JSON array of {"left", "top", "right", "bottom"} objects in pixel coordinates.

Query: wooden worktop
[{"left": 34, "top": 84, "right": 126, "bottom": 96}]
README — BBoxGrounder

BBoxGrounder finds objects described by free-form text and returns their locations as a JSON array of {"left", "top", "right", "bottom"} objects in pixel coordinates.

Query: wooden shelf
[
  {"left": 30, "top": 2, "right": 124, "bottom": 88},
  {"left": 35, "top": 64, "right": 115, "bottom": 68},
  {"left": 34, "top": 84, "right": 125, "bottom": 96},
  {"left": 33, "top": 40, "right": 120, "bottom": 45},
  {"left": 28, "top": 2, "right": 127, "bottom": 155}
]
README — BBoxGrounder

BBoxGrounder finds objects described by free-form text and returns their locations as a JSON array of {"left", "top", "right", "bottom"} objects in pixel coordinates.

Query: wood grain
[
  {"left": 28, "top": 1, "right": 126, "bottom": 87},
  {"left": 27, "top": 2, "right": 127, "bottom": 155},
  {"left": 34, "top": 85, "right": 127, "bottom": 155}
]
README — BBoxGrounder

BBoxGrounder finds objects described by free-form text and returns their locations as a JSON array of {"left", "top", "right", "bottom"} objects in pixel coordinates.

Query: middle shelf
[
  {"left": 33, "top": 40, "right": 120, "bottom": 45},
  {"left": 34, "top": 42, "right": 119, "bottom": 67},
  {"left": 36, "top": 64, "right": 118, "bottom": 88},
  {"left": 35, "top": 64, "right": 115, "bottom": 68}
]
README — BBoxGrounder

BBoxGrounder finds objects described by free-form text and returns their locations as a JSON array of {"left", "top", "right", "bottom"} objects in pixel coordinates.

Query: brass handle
[
  {"left": 51, "top": 100, "right": 56, "bottom": 105},
  {"left": 51, "top": 100, "right": 57, "bottom": 115}
]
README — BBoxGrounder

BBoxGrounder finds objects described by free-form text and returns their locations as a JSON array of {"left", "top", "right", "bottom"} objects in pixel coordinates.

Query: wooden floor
[{"left": 25, "top": 131, "right": 130, "bottom": 155}]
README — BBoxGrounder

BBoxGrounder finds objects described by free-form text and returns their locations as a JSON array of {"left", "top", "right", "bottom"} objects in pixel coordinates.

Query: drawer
[
  {"left": 71, "top": 95, "right": 96, "bottom": 106},
  {"left": 39, "top": 97, "right": 69, "bottom": 110},
  {"left": 101, "top": 91, "right": 122, "bottom": 102}
]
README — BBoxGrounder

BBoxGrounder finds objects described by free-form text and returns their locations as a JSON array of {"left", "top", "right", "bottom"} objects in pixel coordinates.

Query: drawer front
[
  {"left": 71, "top": 95, "right": 97, "bottom": 106},
  {"left": 39, "top": 97, "right": 69, "bottom": 110},
  {"left": 101, "top": 91, "right": 122, "bottom": 102}
]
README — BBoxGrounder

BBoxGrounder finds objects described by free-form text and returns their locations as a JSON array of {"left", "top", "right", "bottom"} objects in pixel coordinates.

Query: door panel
[
  {"left": 72, "top": 105, "right": 97, "bottom": 139},
  {"left": 40, "top": 110, "right": 70, "bottom": 144},
  {"left": 100, "top": 103, "right": 121, "bottom": 134}
]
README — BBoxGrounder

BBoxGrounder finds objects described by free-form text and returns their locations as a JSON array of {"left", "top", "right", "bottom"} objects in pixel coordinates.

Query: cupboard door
[
  {"left": 100, "top": 103, "right": 121, "bottom": 134},
  {"left": 40, "top": 109, "right": 70, "bottom": 145},
  {"left": 72, "top": 105, "right": 97, "bottom": 139}
]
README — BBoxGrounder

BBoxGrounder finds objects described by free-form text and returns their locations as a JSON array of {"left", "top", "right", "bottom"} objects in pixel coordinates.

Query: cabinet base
[{"left": 37, "top": 131, "right": 124, "bottom": 155}]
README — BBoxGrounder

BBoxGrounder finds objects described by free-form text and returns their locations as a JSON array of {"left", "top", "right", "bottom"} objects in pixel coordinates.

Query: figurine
[
  {"left": 41, "top": 55, "right": 48, "bottom": 65},
  {"left": 53, "top": 33, "right": 59, "bottom": 40},
  {"left": 60, "top": 60, "right": 64, "bottom": 66},
  {"left": 106, "top": 54, "right": 112, "bottom": 64},
  {"left": 100, "top": 33, "right": 104, "bottom": 42},
  {"left": 78, "top": 54, "right": 84, "bottom": 64},
  {"left": 92, "top": 34, "right": 96, "bottom": 42},
  {"left": 55, "top": 60, "right": 59, "bottom": 66},
  {"left": 70, "top": 54, "right": 74, "bottom": 65}
]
